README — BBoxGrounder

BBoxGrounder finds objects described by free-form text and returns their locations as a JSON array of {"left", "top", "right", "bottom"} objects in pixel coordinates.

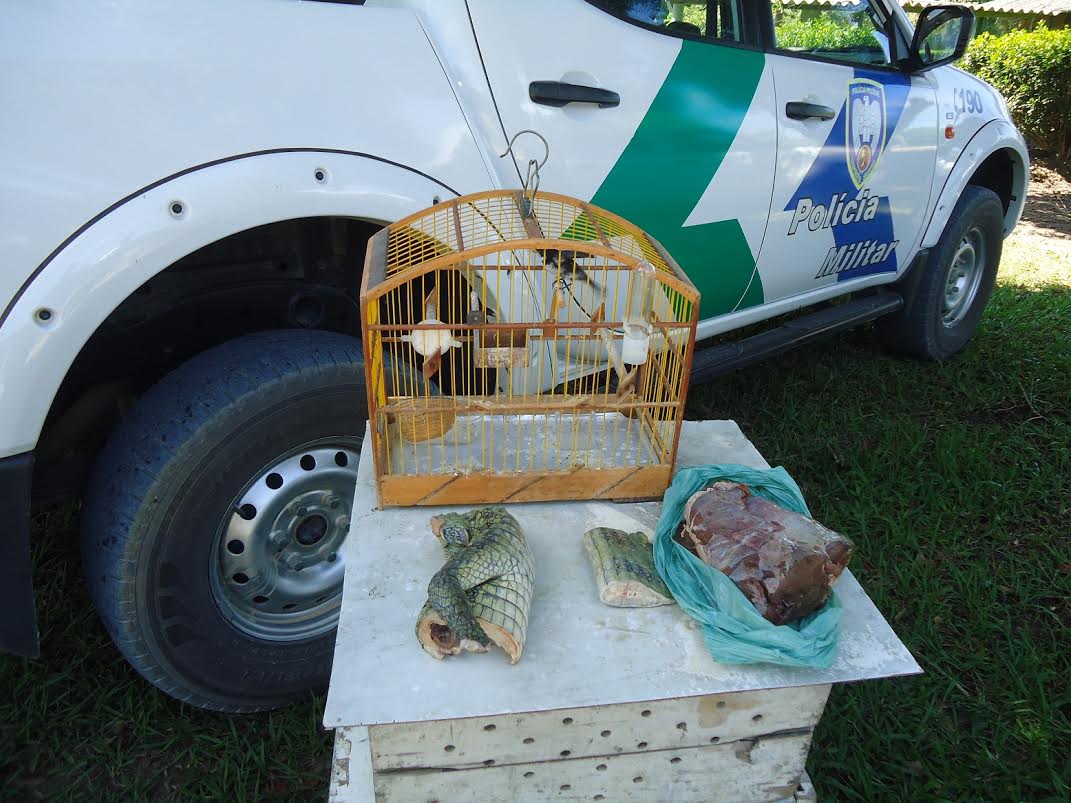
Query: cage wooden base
[{"left": 377, "top": 464, "right": 672, "bottom": 506}]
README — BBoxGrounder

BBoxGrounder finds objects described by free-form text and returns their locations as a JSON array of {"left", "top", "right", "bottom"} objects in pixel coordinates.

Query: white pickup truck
[{"left": 0, "top": 0, "right": 1027, "bottom": 711}]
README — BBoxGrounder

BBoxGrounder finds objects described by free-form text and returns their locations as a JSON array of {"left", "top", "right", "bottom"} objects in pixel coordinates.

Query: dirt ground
[{"left": 1010, "top": 156, "right": 1071, "bottom": 250}]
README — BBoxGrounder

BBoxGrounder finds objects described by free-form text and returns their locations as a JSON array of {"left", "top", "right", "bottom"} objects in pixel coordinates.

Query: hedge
[
  {"left": 961, "top": 25, "right": 1071, "bottom": 160},
  {"left": 774, "top": 9, "right": 877, "bottom": 50}
]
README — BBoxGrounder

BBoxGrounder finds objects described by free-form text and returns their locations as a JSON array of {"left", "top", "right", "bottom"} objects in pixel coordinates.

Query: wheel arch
[
  {"left": 921, "top": 121, "right": 1029, "bottom": 250},
  {"left": 0, "top": 150, "right": 459, "bottom": 465}
]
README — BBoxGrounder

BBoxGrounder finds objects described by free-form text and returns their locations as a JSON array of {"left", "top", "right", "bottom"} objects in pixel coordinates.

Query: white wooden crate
[
  {"left": 326, "top": 421, "right": 920, "bottom": 802},
  {"left": 331, "top": 688, "right": 825, "bottom": 802}
]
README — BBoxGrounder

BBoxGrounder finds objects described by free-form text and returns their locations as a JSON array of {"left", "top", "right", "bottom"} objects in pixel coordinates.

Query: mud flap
[{"left": 0, "top": 452, "right": 38, "bottom": 657}]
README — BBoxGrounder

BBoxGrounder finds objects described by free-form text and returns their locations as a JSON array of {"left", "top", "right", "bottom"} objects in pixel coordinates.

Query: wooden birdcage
[{"left": 360, "top": 189, "right": 699, "bottom": 506}]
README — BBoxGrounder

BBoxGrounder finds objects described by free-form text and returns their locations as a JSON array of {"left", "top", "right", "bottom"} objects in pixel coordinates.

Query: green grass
[
  {"left": 2, "top": 240, "right": 1068, "bottom": 800},
  {"left": 690, "top": 241, "right": 1070, "bottom": 800},
  {"left": 0, "top": 505, "right": 331, "bottom": 801}
]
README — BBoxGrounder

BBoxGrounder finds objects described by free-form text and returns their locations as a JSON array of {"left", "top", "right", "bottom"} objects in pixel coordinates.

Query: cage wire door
[{"left": 360, "top": 189, "right": 699, "bottom": 506}]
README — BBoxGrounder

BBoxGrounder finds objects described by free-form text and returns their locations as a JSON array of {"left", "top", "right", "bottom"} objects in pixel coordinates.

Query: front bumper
[{"left": 0, "top": 451, "right": 38, "bottom": 657}]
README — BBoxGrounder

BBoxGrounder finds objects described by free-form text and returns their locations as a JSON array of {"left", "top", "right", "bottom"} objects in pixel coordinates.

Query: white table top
[{"left": 324, "top": 420, "right": 920, "bottom": 728}]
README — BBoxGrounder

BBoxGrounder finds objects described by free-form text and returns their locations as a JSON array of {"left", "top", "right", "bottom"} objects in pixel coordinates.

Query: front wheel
[
  {"left": 878, "top": 186, "right": 1004, "bottom": 360},
  {"left": 82, "top": 330, "right": 367, "bottom": 712}
]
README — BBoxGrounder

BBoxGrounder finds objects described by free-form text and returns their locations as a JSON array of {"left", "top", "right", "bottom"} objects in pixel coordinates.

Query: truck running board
[{"left": 689, "top": 291, "right": 904, "bottom": 385}]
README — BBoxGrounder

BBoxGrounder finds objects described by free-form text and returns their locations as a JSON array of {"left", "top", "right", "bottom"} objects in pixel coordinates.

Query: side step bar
[{"left": 690, "top": 290, "right": 904, "bottom": 385}]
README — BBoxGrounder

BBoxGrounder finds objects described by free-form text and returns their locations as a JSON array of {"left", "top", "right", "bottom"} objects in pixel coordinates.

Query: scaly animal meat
[
  {"left": 583, "top": 527, "right": 673, "bottom": 607},
  {"left": 416, "top": 506, "right": 535, "bottom": 664}
]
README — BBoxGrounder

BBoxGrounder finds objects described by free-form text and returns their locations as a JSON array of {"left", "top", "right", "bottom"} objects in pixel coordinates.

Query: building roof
[
  {"left": 783, "top": 0, "right": 1071, "bottom": 15},
  {"left": 908, "top": 0, "right": 1071, "bottom": 14},
  {"left": 781, "top": 0, "right": 871, "bottom": 7}
]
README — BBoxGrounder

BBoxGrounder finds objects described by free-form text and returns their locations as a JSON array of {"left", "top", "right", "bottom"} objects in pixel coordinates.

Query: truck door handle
[
  {"left": 529, "top": 81, "right": 620, "bottom": 108},
  {"left": 786, "top": 101, "right": 836, "bottom": 121}
]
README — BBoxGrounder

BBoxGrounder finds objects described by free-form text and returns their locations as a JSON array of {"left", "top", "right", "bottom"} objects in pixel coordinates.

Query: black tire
[
  {"left": 82, "top": 330, "right": 367, "bottom": 712},
  {"left": 878, "top": 186, "right": 1004, "bottom": 360}
]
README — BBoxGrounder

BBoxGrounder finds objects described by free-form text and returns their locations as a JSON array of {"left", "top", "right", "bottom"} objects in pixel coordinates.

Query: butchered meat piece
[{"left": 681, "top": 481, "right": 853, "bottom": 625}]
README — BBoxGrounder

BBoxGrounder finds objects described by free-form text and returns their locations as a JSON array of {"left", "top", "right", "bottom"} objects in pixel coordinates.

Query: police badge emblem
[{"left": 846, "top": 78, "right": 886, "bottom": 188}]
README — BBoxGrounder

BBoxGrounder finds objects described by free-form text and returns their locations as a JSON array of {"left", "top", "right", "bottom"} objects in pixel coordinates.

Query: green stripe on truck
[{"left": 589, "top": 41, "right": 766, "bottom": 318}]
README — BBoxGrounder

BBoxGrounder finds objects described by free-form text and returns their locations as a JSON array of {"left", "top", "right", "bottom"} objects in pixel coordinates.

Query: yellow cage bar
[{"left": 360, "top": 190, "right": 699, "bottom": 506}]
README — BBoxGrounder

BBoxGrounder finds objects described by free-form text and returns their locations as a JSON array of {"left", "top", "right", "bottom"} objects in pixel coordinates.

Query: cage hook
[{"left": 500, "top": 130, "right": 549, "bottom": 217}]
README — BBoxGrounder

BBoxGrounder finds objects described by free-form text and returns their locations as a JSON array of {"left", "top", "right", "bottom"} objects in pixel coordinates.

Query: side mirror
[{"left": 906, "top": 5, "right": 975, "bottom": 72}]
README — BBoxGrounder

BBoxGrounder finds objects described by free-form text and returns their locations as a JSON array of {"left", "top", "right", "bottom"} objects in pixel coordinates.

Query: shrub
[
  {"left": 961, "top": 25, "right": 1071, "bottom": 159},
  {"left": 775, "top": 9, "right": 877, "bottom": 50}
]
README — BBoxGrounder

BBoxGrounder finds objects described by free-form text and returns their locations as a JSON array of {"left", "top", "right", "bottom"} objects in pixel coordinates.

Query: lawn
[
  {"left": 691, "top": 209, "right": 1071, "bottom": 799},
  {"left": 2, "top": 169, "right": 1068, "bottom": 800}
]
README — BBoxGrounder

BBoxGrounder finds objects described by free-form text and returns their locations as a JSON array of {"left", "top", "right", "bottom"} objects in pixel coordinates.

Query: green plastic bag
[{"left": 653, "top": 464, "right": 842, "bottom": 668}]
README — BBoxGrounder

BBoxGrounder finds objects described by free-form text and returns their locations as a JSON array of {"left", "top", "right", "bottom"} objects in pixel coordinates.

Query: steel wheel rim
[
  {"left": 210, "top": 437, "right": 361, "bottom": 642},
  {"left": 942, "top": 226, "right": 986, "bottom": 327}
]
